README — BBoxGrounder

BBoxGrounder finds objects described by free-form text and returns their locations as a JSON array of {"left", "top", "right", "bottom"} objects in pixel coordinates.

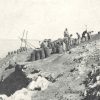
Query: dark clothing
[
  {"left": 81, "top": 30, "right": 87, "bottom": 41},
  {"left": 82, "top": 30, "right": 87, "bottom": 37},
  {"left": 76, "top": 33, "right": 80, "bottom": 39},
  {"left": 64, "top": 30, "right": 69, "bottom": 37},
  {"left": 87, "top": 32, "right": 91, "bottom": 40}
]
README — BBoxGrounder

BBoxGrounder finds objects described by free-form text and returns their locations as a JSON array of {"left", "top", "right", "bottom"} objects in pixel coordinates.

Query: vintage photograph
[{"left": 0, "top": 0, "right": 100, "bottom": 100}]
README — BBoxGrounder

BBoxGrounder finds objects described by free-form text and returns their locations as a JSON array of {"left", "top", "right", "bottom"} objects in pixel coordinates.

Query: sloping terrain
[{"left": 0, "top": 34, "right": 100, "bottom": 100}]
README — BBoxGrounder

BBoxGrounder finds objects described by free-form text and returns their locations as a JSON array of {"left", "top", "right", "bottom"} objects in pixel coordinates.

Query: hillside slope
[{"left": 0, "top": 34, "right": 100, "bottom": 100}]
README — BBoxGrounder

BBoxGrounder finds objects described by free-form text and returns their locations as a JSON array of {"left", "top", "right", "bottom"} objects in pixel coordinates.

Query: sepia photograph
[{"left": 0, "top": 0, "right": 100, "bottom": 100}]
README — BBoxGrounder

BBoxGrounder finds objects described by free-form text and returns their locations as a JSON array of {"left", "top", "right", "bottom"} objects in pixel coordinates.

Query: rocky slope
[{"left": 0, "top": 34, "right": 100, "bottom": 100}]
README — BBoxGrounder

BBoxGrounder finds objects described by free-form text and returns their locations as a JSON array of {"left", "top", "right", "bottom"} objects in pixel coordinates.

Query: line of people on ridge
[
  {"left": 7, "top": 28, "right": 94, "bottom": 60},
  {"left": 40, "top": 28, "right": 94, "bottom": 54},
  {"left": 7, "top": 47, "right": 27, "bottom": 56}
]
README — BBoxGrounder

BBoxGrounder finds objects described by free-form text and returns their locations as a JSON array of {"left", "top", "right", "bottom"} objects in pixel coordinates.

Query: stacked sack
[
  {"left": 30, "top": 38, "right": 64, "bottom": 61},
  {"left": 56, "top": 39, "right": 63, "bottom": 54},
  {"left": 51, "top": 39, "right": 63, "bottom": 54},
  {"left": 30, "top": 39, "right": 52, "bottom": 61}
]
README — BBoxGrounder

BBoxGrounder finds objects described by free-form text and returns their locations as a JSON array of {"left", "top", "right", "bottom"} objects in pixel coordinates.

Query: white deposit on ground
[
  {"left": 9, "top": 88, "right": 33, "bottom": 100},
  {"left": 27, "top": 76, "right": 50, "bottom": 91},
  {"left": 0, "top": 94, "right": 8, "bottom": 100},
  {"left": 0, "top": 88, "right": 33, "bottom": 100}
]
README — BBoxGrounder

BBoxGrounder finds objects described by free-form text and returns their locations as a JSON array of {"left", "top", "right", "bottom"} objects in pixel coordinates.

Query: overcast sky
[{"left": 0, "top": 0, "right": 100, "bottom": 40}]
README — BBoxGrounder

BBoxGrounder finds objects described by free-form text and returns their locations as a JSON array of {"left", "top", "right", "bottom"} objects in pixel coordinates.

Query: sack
[
  {"left": 57, "top": 46, "right": 63, "bottom": 54},
  {"left": 35, "top": 49, "right": 40, "bottom": 60},
  {"left": 39, "top": 48, "right": 45, "bottom": 59},
  {"left": 52, "top": 47, "right": 57, "bottom": 54},
  {"left": 31, "top": 50, "right": 36, "bottom": 61},
  {"left": 44, "top": 47, "right": 50, "bottom": 57}
]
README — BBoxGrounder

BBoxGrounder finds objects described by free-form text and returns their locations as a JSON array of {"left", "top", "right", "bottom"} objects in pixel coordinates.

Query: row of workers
[
  {"left": 7, "top": 47, "right": 27, "bottom": 56},
  {"left": 30, "top": 28, "right": 94, "bottom": 61}
]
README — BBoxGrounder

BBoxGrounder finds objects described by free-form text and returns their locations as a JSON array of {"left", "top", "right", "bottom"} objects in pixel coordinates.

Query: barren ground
[{"left": 0, "top": 34, "right": 100, "bottom": 100}]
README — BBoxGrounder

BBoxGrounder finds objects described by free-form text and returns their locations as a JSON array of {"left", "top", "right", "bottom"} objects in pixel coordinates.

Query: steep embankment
[
  {"left": 0, "top": 34, "right": 100, "bottom": 100},
  {"left": 21, "top": 38, "right": 100, "bottom": 100}
]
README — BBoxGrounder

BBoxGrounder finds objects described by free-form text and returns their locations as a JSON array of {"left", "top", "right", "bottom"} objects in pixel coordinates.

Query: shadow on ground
[{"left": 0, "top": 69, "right": 30, "bottom": 96}]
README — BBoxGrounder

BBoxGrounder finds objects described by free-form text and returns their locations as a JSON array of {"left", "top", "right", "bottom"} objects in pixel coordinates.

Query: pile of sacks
[
  {"left": 30, "top": 47, "right": 51, "bottom": 61},
  {"left": 50, "top": 39, "right": 64, "bottom": 54},
  {"left": 30, "top": 39, "right": 64, "bottom": 61}
]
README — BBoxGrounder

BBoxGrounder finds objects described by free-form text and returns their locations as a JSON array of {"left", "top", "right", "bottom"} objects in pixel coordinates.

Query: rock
[
  {"left": 26, "top": 74, "right": 38, "bottom": 81},
  {"left": 96, "top": 76, "right": 100, "bottom": 81},
  {"left": 39, "top": 72, "right": 56, "bottom": 82},
  {"left": 36, "top": 76, "right": 49, "bottom": 91},
  {"left": 27, "top": 81, "right": 38, "bottom": 91},
  {"left": 27, "top": 76, "right": 49, "bottom": 91},
  {"left": 9, "top": 88, "right": 33, "bottom": 100},
  {"left": 0, "top": 94, "right": 8, "bottom": 100}
]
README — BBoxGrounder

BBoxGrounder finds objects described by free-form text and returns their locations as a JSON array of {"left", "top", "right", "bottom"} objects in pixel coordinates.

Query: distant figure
[
  {"left": 63, "top": 36, "right": 71, "bottom": 52},
  {"left": 8, "top": 52, "right": 11, "bottom": 55},
  {"left": 63, "top": 28, "right": 71, "bottom": 52},
  {"left": 40, "top": 39, "right": 48, "bottom": 48},
  {"left": 87, "top": 32, "right": 91, "bottom": 40},
  {"left": 14, "top": 51, "right": 17, "bottom": 54},
  {"left": 72, "top": 38, "right": 77, "bottom": 46},
  {"left": 47, "top": 39, "right": 52, "bottom": 49},
  {"left": 64, "top": 28, "right": 69, "bottom": 37},
  {"left": 98, "top": 31, "right": 100, "bottom": 34},
  {"left": 69, "top": 34, "right": 73, "bottom": 46},
  {"left": 39, "top": 41, "right": 42, "bottom": 48},
  {"left": 87, "top": 31, "right": 93, "bottom": 40},
  {"left": 76, "top": 32, "right": 81, "bottom": 44},
  {"left": 62, "top": 40, "right": 66, "bottom": 53},
  {"left": 11, "top": 51, "right": 14, "bottom": 55},
  {"left": 81, "top": 30, "right": 87, "bottom": 42}
]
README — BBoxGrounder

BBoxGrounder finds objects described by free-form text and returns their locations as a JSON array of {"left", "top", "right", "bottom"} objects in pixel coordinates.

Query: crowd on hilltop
[
  {"left": 29, "top": 27, "right": 95, "bottom": 61},
  {"left": 40, "top": 28, "right": 93, "bottom": 53}
]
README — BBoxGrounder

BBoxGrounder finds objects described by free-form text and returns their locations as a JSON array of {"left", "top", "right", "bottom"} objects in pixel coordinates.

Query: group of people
[
  {"left": 40, "top": 28, "right": 93, "bottom": 54},
  {"left": 7, "top": 47, "right": 27, "bottom": 56},
  {"left": 7, "top": 28, "right": 93, "bottom": 57},
  {"left": 62, "top": 28, "right": 93, "bottom": 53}
]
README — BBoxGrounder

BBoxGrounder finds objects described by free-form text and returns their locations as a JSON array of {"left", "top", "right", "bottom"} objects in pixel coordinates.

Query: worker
[
  {"left": 62, "top": 40, "right": 66, "bottom": 53},
  {"left": 63, "top": 28, "right": 71, "bottom": 51},
  {"left": 47, "top": 39, "right": 52, "bottom": 49},
  {"left": 76, "top": 32, "right": 81, "bottom": 44},
  {"left": 64, "top": 28, "right": 69, "bottom": 37},
  {"left": 87, "top": 31, "right": 93, "bottom": 40},
  {"left": 87, "top": 32, "right": 91, "bottom": 40},
  {"left": 81, "top": 29, "right": 87, "bottom": 42},
  {"left": 40, "top": 39, "right": 48, "bottom": 48},
  {"left": 69, "top": 34, "right": 73, "bottom": 46},
  {"left": 63, "top": 36, "right": 70, "bottom": 52}
]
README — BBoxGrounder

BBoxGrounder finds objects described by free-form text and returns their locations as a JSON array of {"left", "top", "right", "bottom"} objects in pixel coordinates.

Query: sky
[{"left": 0, "top": 0, "right": 100, "bottom": 40}]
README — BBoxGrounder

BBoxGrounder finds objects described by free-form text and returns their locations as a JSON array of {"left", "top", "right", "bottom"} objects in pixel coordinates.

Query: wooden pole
[
  {"left": 25, "top": 31, "right": 28, "bottom": 48},
  {"left": 19, "top": 37, "right": 36, "bottom": 49},
  {"left": 20, "top": 30, "right": 25, "bottom": 48}
]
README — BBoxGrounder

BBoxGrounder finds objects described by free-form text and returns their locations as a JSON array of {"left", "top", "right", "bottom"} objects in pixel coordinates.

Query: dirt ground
[{"left": 0, "top": 34, "right": 100, "bottom": 100}]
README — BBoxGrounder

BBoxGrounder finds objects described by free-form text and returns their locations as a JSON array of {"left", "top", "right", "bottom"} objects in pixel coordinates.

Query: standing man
[
  {"left": 87, "top": 31, "right": 93, "bottom": 40},
  {"left": 63, "top": 28, "right": 71, "bottom": 52},
  {"left": 81, "top": 29, "right": 87, "bottom": 42},
  {"left": 69, "top": 34, "right": 73, "bottom": 46},
  {"left": 64, "top": 28, "right": 69, "bottom": 37},
  {"left": 76, "top": 32, "right": 81, "bottom": 45}
]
